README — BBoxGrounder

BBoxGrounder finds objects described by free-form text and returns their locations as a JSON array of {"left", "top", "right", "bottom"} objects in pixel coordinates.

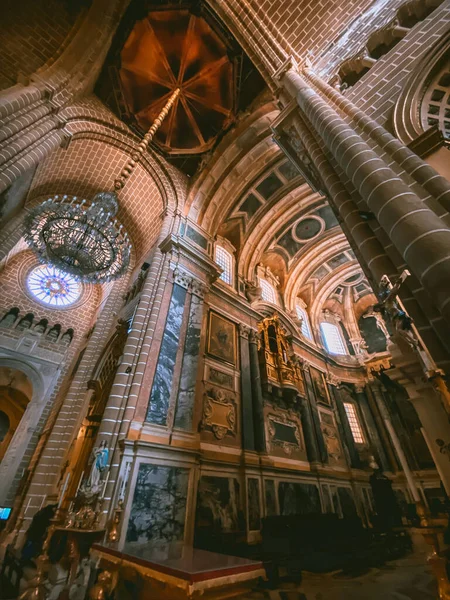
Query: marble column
[
  {"left": 299, "top": 395, "right": 320, "bottom": 463},
  {"left": 303, "top": 365, "right": 328, "bottom": 464},
  {"left": 283, "top": 68, "right": 450, "bottom": 327},
  {"left": 146, "top": 281, "right": 187, "bottom": 425},
  {"left": 370, "top": 382, "right": 421, "bottom": 502},
  {"left": 239, "top": 325, "right": 256, "bottom": 452},
  {"left": 248, "top": 329, "right": 266, "bottom": 453},
  {"left": 332, "top": 386, "right": 361, "bottom": 469},
  {"left": 174, "top": 279, "right": 207, "bottom": 430},
  {"left": 355, "top": 386, "right": 391, "bottom": 473}
]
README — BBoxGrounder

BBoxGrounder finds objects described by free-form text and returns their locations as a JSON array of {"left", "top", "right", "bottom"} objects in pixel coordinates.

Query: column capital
[
  {"left": 326, "top": 373, "right": 341, "bottom": 387},
  {"left": 173, "top": 267, "right": 192, "bottom": 289},
  {"left": 190, "top": 278, "right": 209, "bottom": 299}
]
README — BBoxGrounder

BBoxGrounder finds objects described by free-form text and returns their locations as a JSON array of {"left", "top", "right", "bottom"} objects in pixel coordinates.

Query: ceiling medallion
[{"left": 24, "top": 89, "right": 180, "bottom": 284}]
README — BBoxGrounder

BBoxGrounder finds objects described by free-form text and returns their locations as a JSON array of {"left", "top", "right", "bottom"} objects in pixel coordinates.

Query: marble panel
[
  {"left": 322, "top": 485, "right": 333, "bottom": 513},
  {"left": 146, "top": 284, "right": 187, "bottom": 425},
  {"left": 125, "top": 464, "right": 189, "bottom": 552},
  {"left": 278, "top": 481, "right": 321, "bottom": 516},
  {"left": 337, "top": 486, "right": 357, "bottom": 518},
  {"left": 264, "top": 480, "right": 277, "bottom": 516},
  {"left": 174, "top": 293, "right": 203, "bottom": 430},
  {"left": 195, "top": 476, "right": 243, "bottom": 533},
  {"left": 247, "top": 478, "right": 261, "bottom": 531}
]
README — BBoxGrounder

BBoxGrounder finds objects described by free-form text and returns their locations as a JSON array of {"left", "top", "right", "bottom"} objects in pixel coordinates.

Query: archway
[{"left": 0, "top": 368, "right": 32, "bottom": 464}]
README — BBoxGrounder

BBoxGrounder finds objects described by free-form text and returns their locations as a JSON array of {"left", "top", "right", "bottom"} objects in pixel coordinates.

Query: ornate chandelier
[
  {"left": 24, "top": 192, "right": 130, "bottom": 283},
  {"left": 24, "top": 89, "right": 180, "bottom": 283}
]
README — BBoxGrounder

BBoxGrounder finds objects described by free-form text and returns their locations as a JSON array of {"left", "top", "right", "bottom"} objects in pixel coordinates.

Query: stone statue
[
  {"left": 244, "top": 279, "right": 262, "bottom": 303},
  {"left": 47, "top": 324, "right": 61, "bottom": 341},
  {"left": 86, "top": 440, "right": 108, "bottom": 494},
  {"left": 34, "top": 319, "right": 48, "bottom": 334},
  {"left": 0, "top": 307, "right": 19, "bottom": 328},
  {"left": 374, "top": 272, "right": 419, "bottom": 351},
  {"left": 60, "top": 328, "right": 74, "bottom": 346},
  {"left": 17, "top": 313, "right": 34, "bottom": 330}
]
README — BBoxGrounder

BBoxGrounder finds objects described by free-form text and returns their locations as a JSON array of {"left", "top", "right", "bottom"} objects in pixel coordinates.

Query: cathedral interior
[{"left": 1, "top": 0, "right": 450, "bottom": 598}]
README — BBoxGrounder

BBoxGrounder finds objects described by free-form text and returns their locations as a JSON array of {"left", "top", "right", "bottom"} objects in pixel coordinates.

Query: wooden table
[{"left": 90, "top": 544, "right": 265, "bottom": 599}]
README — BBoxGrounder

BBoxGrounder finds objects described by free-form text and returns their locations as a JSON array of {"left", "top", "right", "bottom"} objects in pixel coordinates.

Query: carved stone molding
[{"left": 265, "top": 408, "right": 303, "bottom": 456}]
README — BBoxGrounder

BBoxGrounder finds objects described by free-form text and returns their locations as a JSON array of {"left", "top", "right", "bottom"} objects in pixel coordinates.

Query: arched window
[
  {"left": 215, "top": 245, "right": 233, "bottom": 285},
  {"left": 320, "top": 322, "right": 347, "bottom": 355},
  {"left": 296, "top": 305, "right": 312, "bottom": 339},
  {"left": 343, "top": 402, "right": 365, "bottom": 444},
  {"left": 259, "top": 278, "right": 277, "bottom": 304}
]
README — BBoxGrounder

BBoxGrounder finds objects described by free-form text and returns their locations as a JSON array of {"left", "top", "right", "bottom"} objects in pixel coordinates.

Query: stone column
[
  {"left": 303, "top": 68, "right": 450, "bottom": 212},
  {"left": 370, "top": 382, "right": 421, "bottom": 502},
  {"left": 355, "top": 386, "right": 391, "bottom": 473},
  {"left": 239, "top": 325, "right": 256, "bottom": 452},
  {"left": 303, "top": 364, "right": 328, "bottom": 463},
  {"left": 248, "top": 329, "right": 266, "bottom": 453},
  {"left": 173, "top": 279, "right": 207, "bottom": 430},
  {"left": 282, "top": 68, "right": 450, "bottom": 327},
  {"left": 289, "top": 111, "right": 450, "bottom": 366},
  {"left": 407, "top": 384, "right": 450, "bottom": 495},
  {"left": 332, "top": 386, "right": 361, "bottom": 469}
]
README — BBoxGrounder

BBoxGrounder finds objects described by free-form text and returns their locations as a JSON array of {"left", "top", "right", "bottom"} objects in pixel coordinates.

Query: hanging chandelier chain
[{"left": 114, "top": 88, "right": 181, "bottom": 191}]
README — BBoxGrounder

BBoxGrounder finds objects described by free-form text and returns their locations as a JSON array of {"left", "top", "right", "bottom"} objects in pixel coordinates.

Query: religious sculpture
[
  {"left": 244, "top": 279, "right": 262, "bottom": 303},
  {"left": 86, "top": 440, "right": 109, "bottom": 494},
  {"left": 373, "top": 272, "right": 419, "bottom": 351}
]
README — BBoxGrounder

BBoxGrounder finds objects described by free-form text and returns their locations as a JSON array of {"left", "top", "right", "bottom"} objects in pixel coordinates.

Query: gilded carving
[
  {"left": 202, "top": 388, "right": 236, "bottom": 440},
  {"left": 257, "top": 314, "right": 305, "bottom": 396}
]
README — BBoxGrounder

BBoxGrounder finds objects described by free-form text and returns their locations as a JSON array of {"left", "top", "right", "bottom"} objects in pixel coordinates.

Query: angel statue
[{"left": 86, "top": 440, "right": 109, "bottom": 494}]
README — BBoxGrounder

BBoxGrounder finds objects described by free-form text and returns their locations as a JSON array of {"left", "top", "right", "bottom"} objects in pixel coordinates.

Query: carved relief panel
[
  {"left": 264, "top": 403, "right": 307, "bottom": 461},
  {"left": 200, "top": 359, "right": 240, "bottom": 446},
  {"left": 318, "top": 409, "right": 346, "bottom": 467}
]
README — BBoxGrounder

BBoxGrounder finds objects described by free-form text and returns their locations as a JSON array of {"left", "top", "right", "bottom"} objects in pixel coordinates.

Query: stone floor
[{"left": 241, "top": 552, "right": 437, "bottom": 600}]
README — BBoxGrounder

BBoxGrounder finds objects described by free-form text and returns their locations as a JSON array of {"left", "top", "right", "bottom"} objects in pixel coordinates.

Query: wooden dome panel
[{"left": 119, "top": 9, "right": 235, "bottom": 155}]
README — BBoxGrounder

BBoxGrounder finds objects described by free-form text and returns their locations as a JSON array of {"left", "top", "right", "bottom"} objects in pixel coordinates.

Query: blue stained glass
[{"left": 27, "top": 264, "right": 81, "bottom": 307}]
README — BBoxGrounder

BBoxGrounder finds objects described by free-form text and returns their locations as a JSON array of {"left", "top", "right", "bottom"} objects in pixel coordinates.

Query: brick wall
[
  {"left": 0, "top": 250, "right": 100, "bottom": 343},
  {"left": 346, "top": 2, "right": 450, "bottom": 128},
  {"left": 314, "top": 0, "right": 405, "bottom": 77},
  {"left": 0, "top": 0, "right": 89, "bottom": 91},
  {"left": 28, "top": 138, "right": 165, "bottom": 264},
  {"left": 247, "top": 0, "right": 377, "bottom": 61}
]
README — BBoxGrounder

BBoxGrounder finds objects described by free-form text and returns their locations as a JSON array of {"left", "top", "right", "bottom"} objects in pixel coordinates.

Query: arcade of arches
[{"left": 1, "top": 0, "right": 450, "bottom": 598}]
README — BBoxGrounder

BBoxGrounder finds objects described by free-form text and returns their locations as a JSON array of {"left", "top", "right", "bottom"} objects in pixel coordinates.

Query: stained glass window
[
  {"left": 215, "top": 245, "right": 233, "bottom": 285},
  {"left": 27, "top": 264, "right": 81, "bottom": 307},
  {"left": 344, "top": 402, "right": 365, "bottom": 444},
  {"left": 320, "top": 322, "right": 347, "bottom": 355}
]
